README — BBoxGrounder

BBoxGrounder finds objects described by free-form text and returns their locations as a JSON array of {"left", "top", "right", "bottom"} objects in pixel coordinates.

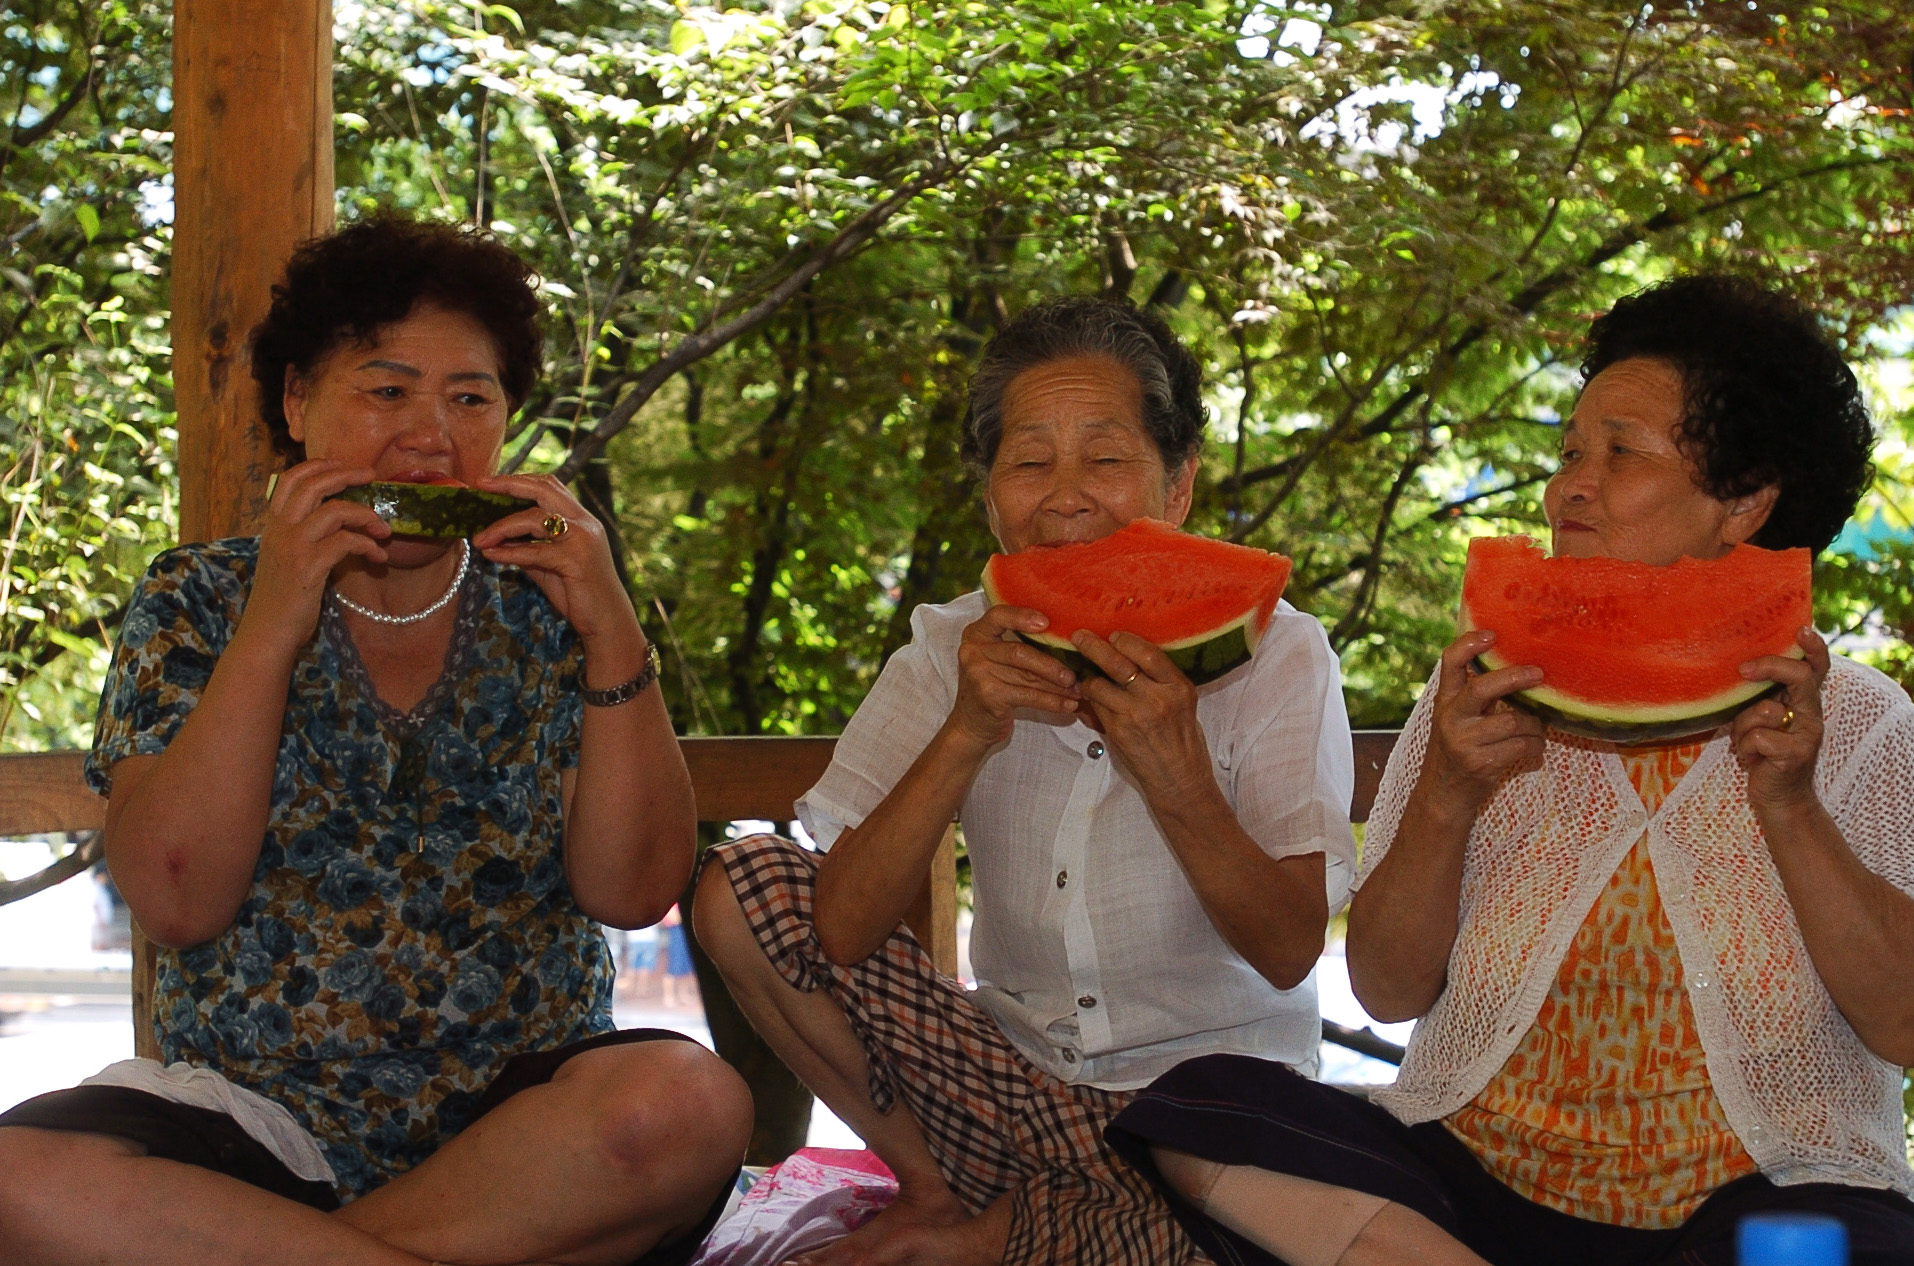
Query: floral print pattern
[{"left": 88, "top": 539, "right": 613, "bottom": 1197}]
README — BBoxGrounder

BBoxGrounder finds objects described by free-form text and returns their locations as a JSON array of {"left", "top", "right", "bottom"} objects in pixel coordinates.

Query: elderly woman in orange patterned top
[{"left": 1107, "top": 275, "right": 1914, "bottom": 1266}]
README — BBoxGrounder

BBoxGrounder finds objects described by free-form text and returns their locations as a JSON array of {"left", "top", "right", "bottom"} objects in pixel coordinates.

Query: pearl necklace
[{"left": 331, "top": 542, "right": 469, "bottom": 626}]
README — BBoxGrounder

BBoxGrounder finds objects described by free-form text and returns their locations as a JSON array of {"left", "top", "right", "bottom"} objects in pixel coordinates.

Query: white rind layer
[{"left": 979, "top": 573, "right": 1268, "bottom": 654}]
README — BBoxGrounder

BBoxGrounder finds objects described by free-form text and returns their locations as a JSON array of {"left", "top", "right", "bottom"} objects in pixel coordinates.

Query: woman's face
[
  {"left": 983, "top": 354, "right": 1195, "bottom": 555},
  {"left": 284, "top": 303, "right": 510, "bottom": 487},
  {"left": 1544, "top": 357, "right": 1775, "bottom": 566}
]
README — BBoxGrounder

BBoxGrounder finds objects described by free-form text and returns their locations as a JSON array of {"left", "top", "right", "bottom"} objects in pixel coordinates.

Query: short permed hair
[
  {"left": 961, "top": 297, "right": 1206, "bottom": 474},
  {"left": 250, "top": 215, "right": 544, "bottom": 462},
  {"left": 1581, "top": 274, "right": 1873, "bottom": 554}
]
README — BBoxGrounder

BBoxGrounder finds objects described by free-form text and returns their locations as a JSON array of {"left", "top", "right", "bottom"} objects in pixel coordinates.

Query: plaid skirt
[{"left": 705, "top": 833, "right": 1199, "bottom": 1266}]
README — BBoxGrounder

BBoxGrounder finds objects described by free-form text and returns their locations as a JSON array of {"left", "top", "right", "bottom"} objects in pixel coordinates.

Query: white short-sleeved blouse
[{"left": 799, "top": 590, "right": 1358, "bottom": 1090}]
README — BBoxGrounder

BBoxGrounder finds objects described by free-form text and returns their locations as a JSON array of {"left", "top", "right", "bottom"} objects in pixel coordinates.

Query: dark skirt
[
  {"left": 1105, "top": 1053, "right": 1914, "bottom": 1266},
  {"left": 0, "top": 1028, "right": 733, "bottom": 1266}
]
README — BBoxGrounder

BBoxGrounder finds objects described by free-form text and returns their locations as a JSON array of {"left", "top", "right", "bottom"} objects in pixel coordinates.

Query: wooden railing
[{"left": 0, "top": 731, "right": 1401, "bottom": 1059}]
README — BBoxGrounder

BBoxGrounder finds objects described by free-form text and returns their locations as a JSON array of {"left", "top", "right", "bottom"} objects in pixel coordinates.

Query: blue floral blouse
[{"left": 87, "top": 539, "right": 615, "bottom": 1197}]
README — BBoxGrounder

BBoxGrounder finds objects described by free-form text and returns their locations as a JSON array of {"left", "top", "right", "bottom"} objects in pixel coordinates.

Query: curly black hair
[
  {"left": 249, "top": 215, "right": 544, "bottom": 462},
  {"left": 961, "top": 297, "right": 1206, "bottom": 474},
  {"left": 1581, "top": 274, "right": 1874, "bottom": 554}
]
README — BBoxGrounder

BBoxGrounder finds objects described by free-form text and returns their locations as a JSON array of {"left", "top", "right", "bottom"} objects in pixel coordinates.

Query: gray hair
[{"left": 961, "top": 297, "right": 1206, "bottom": 476}]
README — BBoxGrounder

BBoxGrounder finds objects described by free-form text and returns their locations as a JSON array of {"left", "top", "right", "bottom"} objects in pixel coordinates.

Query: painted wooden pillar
[{"left": 139, "top": 0, "right": 335, "bottom": 1058}]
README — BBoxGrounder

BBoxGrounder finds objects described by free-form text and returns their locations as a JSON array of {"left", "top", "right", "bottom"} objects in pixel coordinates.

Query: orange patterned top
[{"left": 1445, "top": 740, "right": 1758, "bottom": 1228}]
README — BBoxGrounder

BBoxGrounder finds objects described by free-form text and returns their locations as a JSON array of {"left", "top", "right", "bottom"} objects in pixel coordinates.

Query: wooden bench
[{"left": 0, "top": 732, "right": 1400, "bottom": 1059}]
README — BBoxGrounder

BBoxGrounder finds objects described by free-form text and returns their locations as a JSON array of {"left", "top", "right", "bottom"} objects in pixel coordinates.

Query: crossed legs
[
  {"left": 1152, "top": 1148, "right": 1488, "bottom": 1266},
  {"left": 694, "top": 851, "right": 1010, "bottom": 1266},
  {"left": 0, "top": 1038, "right": 751, "bottom": 1266}
]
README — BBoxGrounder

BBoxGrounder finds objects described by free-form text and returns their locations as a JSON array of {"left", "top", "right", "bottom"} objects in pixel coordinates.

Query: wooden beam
[
  {"left": 1351, "top": 730, "right": 1394, "bottom": 830},
  {"left": 156, "top": 0, "right": 336, "bottom": 1057},
  {"left": 0, "top": 751, "right": 98, "bottom": 837},
  {"left": 172, "top": 0, "right": 335, "bottom": 543},
  {"left": 681, "top": 736, "right": 837, "bottom": 823},
  {"left": 902, "top": 825, "right": 960, "bottom": 977},
  {"left": 0, "top": 733, "right": 1404, "bottom": 840},
  {"left": 3, "top": 732, "right": 1399, "bottom": 1045}
]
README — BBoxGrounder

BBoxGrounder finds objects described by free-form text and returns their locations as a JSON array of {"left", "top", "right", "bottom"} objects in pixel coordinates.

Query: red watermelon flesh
[
  {"left": 980, "top": 519, "right": 1292, "bottom": 685},
  {"left": 1460, "top": 535, "right": 1811, "bottom": 743}
]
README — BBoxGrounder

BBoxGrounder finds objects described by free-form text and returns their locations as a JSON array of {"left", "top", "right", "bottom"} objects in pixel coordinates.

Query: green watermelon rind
[
  {"left": 1016, "top": 621, "right": 1256, "bottom": 688},
  {"left": 1473, "top": 649, "right": 1798, "bottom": 745},
  {"left": 333, "top": 482, "right": 536, "bottom": 539}
]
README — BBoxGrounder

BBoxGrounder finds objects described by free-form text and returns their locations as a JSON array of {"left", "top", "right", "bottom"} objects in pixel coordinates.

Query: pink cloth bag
[{"left": 691, "top": 1148, "right": 899, "bottom": 1266}]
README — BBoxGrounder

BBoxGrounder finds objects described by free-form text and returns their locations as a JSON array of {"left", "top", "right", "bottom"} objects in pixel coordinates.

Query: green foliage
[
  {"left": 327, "top": 0, "right": 1914, "bottom": 735},
  {"left": 4, "top": 0, "right": 1912, "bottom": 750},
  {"left": 0, "top": 0, "right": 175, "bottom": 749}
]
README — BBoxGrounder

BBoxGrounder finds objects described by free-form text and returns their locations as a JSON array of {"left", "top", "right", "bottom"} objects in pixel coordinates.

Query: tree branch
[
  {"left": 0, "top": 832, "right": 101, "bottom": 909},
  {"left": 1220, "top": 154, "right": 1894, "bottom": 508},
  {"left": 552, "top": 162, "right": 955, "bottom": 483},
  {"left": 0, "top": 42, "right": 97, "bottom": 183},
  {"left": 1421, "top": 473, "right": 1547, "bottom": 523},
  {"left": 1329, "top": 438, "right": 1431, "bottom": 648}
]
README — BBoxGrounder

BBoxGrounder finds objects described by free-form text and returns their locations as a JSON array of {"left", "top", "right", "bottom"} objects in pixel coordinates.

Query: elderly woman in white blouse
[
  {"left": 695, "top": 296, "right": 1356, "bottom": 1266},
  {"left": 1107, "top": 275, "right": 1914, "bottom": 1266}
]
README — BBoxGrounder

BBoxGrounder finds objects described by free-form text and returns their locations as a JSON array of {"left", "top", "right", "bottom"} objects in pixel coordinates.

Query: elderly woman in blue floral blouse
[{"left": 0, "top": 217, "right": 750, "bottom": 1266}]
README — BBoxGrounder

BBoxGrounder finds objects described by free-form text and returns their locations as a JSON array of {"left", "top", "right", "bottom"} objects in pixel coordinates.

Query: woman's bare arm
[
  {"left": 473, "top": 473, "right": 700, "bottom": 929},
  {"left": 1346, "top": 632, "right": 1545, "bottom": 1023},
  {"left": 811, "top": 603, "right": 1080, "bottom": 966},
  {"left": 1737, "top": 631, "right": 1914, "bottom": 1064},
  {"left": 105, "top": 461, "right": 389, "bottom": 947},
  {"left": 1069, "top": 629, "right": 1328, "bottom": 990},
  {"left": 1758, "top": 799, "right": 1914, "bottom": 1064},
  {"left": 556, "top": 628, "right": 697, "bottom": 929},
  {"left": 812, "top": 727, "right": 992, "bottom": 966}
]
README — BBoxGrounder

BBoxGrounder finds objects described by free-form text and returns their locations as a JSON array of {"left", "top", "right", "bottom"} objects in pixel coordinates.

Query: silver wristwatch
[{"left": 581, "top": 643, "right": 661, "bottom": 707}]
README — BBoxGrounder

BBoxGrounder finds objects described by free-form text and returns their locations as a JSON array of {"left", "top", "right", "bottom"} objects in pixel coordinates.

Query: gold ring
[
  {"left": 542, "top": 513, "right": 570, "bottom": 541},
  {"left": 1779, "top": 708, "right": 1795, "bottom": 732},
  {"left": 1121, "top": 670, "right": 1140, "bottom": 687}
]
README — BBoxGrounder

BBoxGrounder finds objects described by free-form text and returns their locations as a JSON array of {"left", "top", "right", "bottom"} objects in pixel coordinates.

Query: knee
[
  {"left": 592, "top": 1043, "right": 753, "bottom": 1182},
  {"left": 689, "top": 855, "right": 743, "bottom": 960},
  {"left": 1151, "top": 1145, "right": 1223, "bottom": 1209},
  {"left": 0, "top": 1127, "right": 132, "bottom": 1240},
  {"left": 692, "top": 843, "right": 782, "bottom": 972}
]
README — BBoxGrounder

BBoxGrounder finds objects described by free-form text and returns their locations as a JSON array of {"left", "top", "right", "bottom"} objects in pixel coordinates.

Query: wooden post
[
  {"left": 138, "top": 0, "right": 335, "bottom": 1059},
  {"left": 902, "top": 825, "right": 960, "bottom": 977}
]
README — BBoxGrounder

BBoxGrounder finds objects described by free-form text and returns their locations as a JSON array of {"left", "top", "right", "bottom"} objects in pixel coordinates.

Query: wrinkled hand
[
  {"left": 471, "top": 474, "right": 638, "bottom": 645},
  {"left": 1418, "top": 630, "right": 1546, "bottom": 819},
  {"left": 1733, "top": 627, "right": 1828, "bottom": 816},
  {"left": 944, "top": 605, "right": 1081, "bottom": 753},
  {"left": 245, "top": 459, "right": 389, "bottom": 650},
  {"left": 1070, "top": 630, "right": 1212, "bottom": 805}
]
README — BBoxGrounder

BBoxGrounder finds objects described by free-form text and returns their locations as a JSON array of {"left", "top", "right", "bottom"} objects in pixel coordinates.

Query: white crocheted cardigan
[{"left": 1356, "top": 655, "right": 1914, "bottom": 1195}]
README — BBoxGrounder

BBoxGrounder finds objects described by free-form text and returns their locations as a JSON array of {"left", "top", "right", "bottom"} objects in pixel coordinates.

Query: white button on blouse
[{"left": 798, "top": 590, "right": 1357, "bottom": 1090}]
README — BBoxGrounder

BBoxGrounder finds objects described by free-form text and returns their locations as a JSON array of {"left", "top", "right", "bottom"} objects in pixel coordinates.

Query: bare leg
[
  {"left": 694, "top": 865, "right": 1009, "bottom": 1266},
  {"left": 1341, "top": 1204, "right": 1492, "bottom": 1266},
  {"left": 1153, "top": 1147, "right": 1489, "bottom": 1266},
  {"left": 339, "top": 1039, "right": 751, "bottom": 1266},
  {"left": 0, "top": 1126, "right": 425, "bottom": 1266}
]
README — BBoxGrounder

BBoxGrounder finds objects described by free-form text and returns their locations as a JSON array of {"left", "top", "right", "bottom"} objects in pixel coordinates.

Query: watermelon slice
[
  {"left": 980, "top": 519, "right": 1292, "bottom": 685},
  {"left": 1459, "top": 535, "right": 1811, "bottom": 744},
  {"left": 332, "top": 480, "right": 536, "bottom": 539}
]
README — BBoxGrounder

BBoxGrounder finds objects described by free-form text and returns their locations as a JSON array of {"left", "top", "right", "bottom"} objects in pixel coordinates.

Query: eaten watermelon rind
[
  {"left": 1472, "top": 648, "right": 1797, "bottom": 744},
  {"left": 1457, "top": 535, "right": 1812, "bottom": 745},
  {"left": 1013, "top": 616, "right": 1260, "bottom": 688},
  {"left": 333, "top": 481, "right": 536, "bottom": 539},
  {"left": 979, "top": 525, "right": 1284, "bottom": 687}
]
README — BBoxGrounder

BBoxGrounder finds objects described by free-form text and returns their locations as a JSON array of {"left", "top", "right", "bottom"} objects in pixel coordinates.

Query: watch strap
[{"left": 581, "top": 643, "right": 661, "bottom": 707}]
